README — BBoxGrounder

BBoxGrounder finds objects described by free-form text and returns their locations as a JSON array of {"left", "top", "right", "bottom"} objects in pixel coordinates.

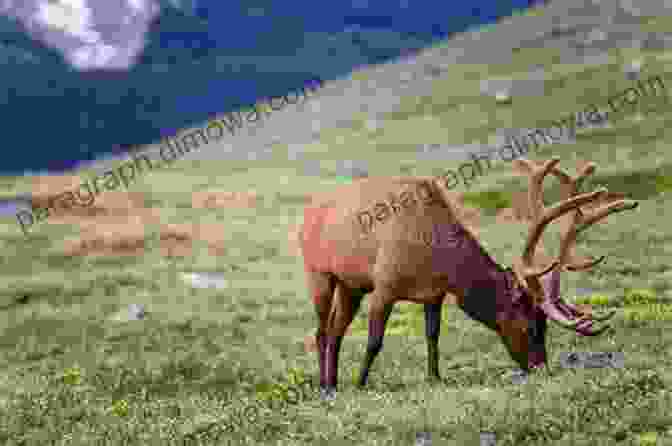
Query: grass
[
  {"left": 461, "top": 190, "right": 511, "bottom": 215},
  {"left": 1, "top": 11, "right": 672, "bottom": 446}
]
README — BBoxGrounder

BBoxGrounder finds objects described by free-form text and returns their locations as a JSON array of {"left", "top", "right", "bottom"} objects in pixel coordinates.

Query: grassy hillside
[{"left": 0, "top": 12, "right": 671, "bottom": 446}]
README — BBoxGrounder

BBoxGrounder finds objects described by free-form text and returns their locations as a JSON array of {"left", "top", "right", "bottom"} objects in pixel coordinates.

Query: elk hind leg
[
  {"left": 307, "top": 271, "right": 335, "bottom": 389},
  {"left": 323, "top": 283, "right": 366, "bottom": 394}
]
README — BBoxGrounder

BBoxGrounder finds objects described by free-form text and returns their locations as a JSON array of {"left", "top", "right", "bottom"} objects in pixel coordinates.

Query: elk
[{"left": 299, "top": 157, "right": 638, "bottom": 398}]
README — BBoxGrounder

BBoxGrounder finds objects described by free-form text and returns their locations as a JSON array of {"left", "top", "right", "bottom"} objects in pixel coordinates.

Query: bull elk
[{"left": 299, "top": 157, "right": 638, "bottom": 398}]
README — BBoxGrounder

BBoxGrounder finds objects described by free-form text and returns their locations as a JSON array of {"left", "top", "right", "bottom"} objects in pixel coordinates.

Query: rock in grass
[
  {"left": 480, "top": 432, "right": 497, "bottom": 446},
  {"left": 127, "top": 303, "right": 146, "bottom": 320},
  {"left": 624, "top": 59, "right": 643, "bottom": 81},
  {"left": 109, "top": 303, "right": 146, "bottom": 322},
  {"left": 480, "top": 70, "right": 547, "bottom": 103},
  {"left": 415, "top": 431, "right": 432, "bottom": 446},
  {"left": 336, "top": 160, "right": 369, "bottom": 179},
  {"left": 508, "top": 368, "right": 529, "bottom": 384},
  {"left": 495, "top": 91, "right": 512, "bottom": 104},
  {"left": 181, "top": 272, "right": 229, "bottom": 289}
]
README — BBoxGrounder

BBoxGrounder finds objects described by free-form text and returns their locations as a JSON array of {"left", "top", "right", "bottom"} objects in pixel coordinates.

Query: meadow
[{"left": 0, "top": 9, "right": 672, "bottom": 446}]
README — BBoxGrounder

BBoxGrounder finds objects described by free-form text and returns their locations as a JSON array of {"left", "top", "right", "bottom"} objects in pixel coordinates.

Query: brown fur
[{"left": 303, "top": 176, "right": 473, "bottom": 299}]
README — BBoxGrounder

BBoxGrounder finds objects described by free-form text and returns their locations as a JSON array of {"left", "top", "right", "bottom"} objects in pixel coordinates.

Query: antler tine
[
  {"left": 511, "top": 157, "right": 610, "bottom": 303},
  {"left": 513, "top": 157, "right": 560, "bottom": 222},
  {"left": 515, "top": 159, "right": 638, "bottom": 329},
  {"left": 518, "top": 157, "right": 607, "bottom": 278},
  {"left": 548, "top": 161, "right": 601, "bottom": 271},
  {"left": 550, "top": 164, "right": 638, "bottom": 272},
  {"left": 575, "top": 199, "right": 639, "bottom": 233},
  {"left": 563, "top": 199, "right": 638, "bottom": 271},
  {"left": 519, "top": 187, "right": 607, "bottom": 275},
  {"left": 511, "top": 158, "right": 558, "bottom": 292},
  {"left": 541, "top": 161, "right": 638, "bottom": 325}
]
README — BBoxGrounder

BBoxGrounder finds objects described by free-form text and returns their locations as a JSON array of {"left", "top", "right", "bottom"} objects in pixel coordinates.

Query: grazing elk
[{"left": 299, "top": 157, "right": 638, "bottom": 397}]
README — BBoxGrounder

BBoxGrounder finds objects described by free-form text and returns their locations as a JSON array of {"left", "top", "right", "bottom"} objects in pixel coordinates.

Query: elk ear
[{"left": 540, "top": 267, "right": 561, "bottom": 301}]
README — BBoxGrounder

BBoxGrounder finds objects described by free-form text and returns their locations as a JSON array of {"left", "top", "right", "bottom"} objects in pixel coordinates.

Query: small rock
[
  {"left": 319, "top": 387, "right": 337, "bottom": 401},
  {"left": 508, "top": 368, "right": 529, "bottom": 384},
  {"left": 420, "top": 143, "right": 438, "bottom": 153},
  {"left": 424, "top": 65, "right": 444, "bottom": 78},
  {"left": 336, "top": 160, "right": 369, "bottom": 178},
  {"left": 399, "top": 71, "right": 413, "bottom": 83},
  {"left": 127, "top": 303, "right": 146, "bottom": 320},
  {"left": 480, "top": 432, "right": 497, "bottom": 446},
  {"left": 624, "top": 59, "right": 642, "bottom": 81},
  {"left": 495, "top": 91, "right": 512, "bottom": 104},
  {"left": 181, "top": 272, "right": 229, "bottom": 289},
  {"left": 585, "top": 28, "right": 607, "bottom": 43},
  {"left": 560, "top": 352, "right": 582, "bottom": 368},
  {"left": 109, "top": 303, "right": 147, "bottom": 322},
  {"left": 415, "top": 431, "right": 432, "bottom": 446}
]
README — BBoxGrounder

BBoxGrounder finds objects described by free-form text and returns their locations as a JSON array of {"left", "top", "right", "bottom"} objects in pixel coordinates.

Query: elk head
[{"left": 495, "top": 157, "right": 638, "bottom": 371}]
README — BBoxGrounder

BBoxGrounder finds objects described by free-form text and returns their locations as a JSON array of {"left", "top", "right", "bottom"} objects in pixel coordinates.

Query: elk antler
[
  {"left": 511, "top": 157, "right": 608, "bottom": 305},
  {"left": 550, "top": 162, "right": 605, "bottom": 271},
  {"left": 545, "top": 161, "right": 638, "bottom": 324},
  {"left": 512, "top": 158, "right": 639, "bottom": 335}
]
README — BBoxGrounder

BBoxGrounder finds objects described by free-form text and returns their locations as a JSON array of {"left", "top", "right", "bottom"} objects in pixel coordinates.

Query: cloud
[
  {"left": 34, "top": 0, "right": 99, "bottom": 42},
  {"left": 126, "top": 0, "right": 147, "bottom": 14},
  {"left": 1, "top": 0, "right": 160, "bottom": 70}
]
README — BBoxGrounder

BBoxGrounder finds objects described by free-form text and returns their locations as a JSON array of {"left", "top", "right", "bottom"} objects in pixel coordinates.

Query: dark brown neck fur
[{"left": 453, "top": 226, "right": 516, "bottom": 329}]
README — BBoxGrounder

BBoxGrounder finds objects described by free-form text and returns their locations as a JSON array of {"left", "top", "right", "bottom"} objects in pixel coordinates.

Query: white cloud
[
  {"left": 71, "top": 43, "right": 119, "bottom": 69},
  {"left": 9, "top": 0, "right": 159, "bottom": 70},
  {"left": 34, "top": 0, "right": 100, "bottom": 43},
  {"left": 127, "top": 0, "right": 146, "bottom": 14}
]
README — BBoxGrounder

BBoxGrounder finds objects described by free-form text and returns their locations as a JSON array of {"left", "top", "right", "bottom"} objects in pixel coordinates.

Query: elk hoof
[
  {"left": 319, "top": 386, "right": 337, "bottom": 401},
  {"left": 508, "top": 368, "right": 529, "bottom": 385}
]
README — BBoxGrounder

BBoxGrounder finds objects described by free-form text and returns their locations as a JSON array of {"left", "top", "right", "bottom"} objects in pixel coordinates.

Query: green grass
[
  {"left": 1, "top": 12, "right": 672, "bottom": 446},
  {"left": 462, "top": 190, "right": 511, "bottom": 215}
]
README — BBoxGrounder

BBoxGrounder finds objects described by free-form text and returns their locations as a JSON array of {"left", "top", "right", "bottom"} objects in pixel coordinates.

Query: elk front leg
[
  {"left": 358, "top": 289, "right": 394, "bottom": 388},
  {"left": 424, "top": 302, "right": 442, "bottom": 381}
]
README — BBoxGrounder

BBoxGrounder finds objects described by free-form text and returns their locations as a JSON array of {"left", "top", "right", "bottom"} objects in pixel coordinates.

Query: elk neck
[{"left": 452, "top": 228, "right": 518, "bottom": 330}]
